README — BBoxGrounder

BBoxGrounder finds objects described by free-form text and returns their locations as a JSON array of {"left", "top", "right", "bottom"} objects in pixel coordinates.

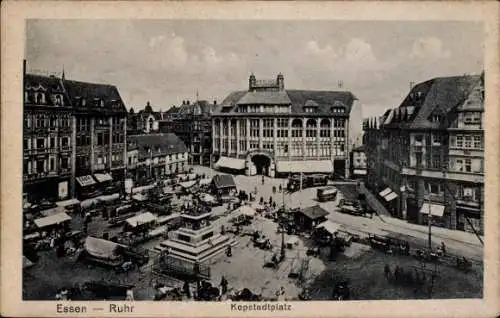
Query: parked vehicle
[
  {"left": 287, "top": 174, "right": 328, "bottom": 192},
  {"left": 317, "top": 187, "right": 338, "bottom": 202}
]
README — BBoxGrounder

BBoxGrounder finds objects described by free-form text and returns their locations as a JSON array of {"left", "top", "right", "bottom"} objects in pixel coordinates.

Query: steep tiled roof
[
  {"left": 127, "top": 133, "right": 187, "bottom": 160},
  {"left": 212, "top": 174, "right": 236, "bottom": 189},
  {"left": 24, "top": 74, "right": 71, "bottom": 107},
  {"left": 298, "top": 205, "right": 329, "bottom": 220},
  {"left": 62, "top": 79, "right": 127, "bottom": 114},
  {"left": 214, "top": 89, "right": 357, "bottom": 115},
  {"left": 397, "top": 75, "right": 480, "bottom": 130}
]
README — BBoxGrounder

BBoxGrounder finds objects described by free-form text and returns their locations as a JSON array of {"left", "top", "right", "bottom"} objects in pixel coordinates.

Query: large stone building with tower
[{"left": 211, "top": 73, "right": 358, "bottom": 178}]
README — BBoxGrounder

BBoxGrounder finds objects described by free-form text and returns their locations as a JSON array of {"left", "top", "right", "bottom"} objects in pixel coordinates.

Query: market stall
[
  {"left": 33, "top": 212, "right": 72, "bottom": 230},
  {"left": 55, "top": 198, "right": 81, "bottom": 214}
]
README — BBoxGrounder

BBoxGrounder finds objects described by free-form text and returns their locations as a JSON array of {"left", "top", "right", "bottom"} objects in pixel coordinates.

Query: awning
[
  {"left": 316, "top": 220, "right": 341, "bottom": 235},
  {"left": 126, "top": 212, "right": 157, "bottom": 227},
  {"left": 40, "top": 206, "right": 67, "bottom": 217},
  {"left": 34, "top": 212, "right": 72, "bottom": 228},
  {"left": 420, "top": 203, "right": 445, "bottom": 217},
  {"left": 276, "top": 160, "right": 333, "bottom": 173},
  {"left": 132, "top": 193, "right": 147, "bottom": 202},
  {"left": 84, "top": 236, "right": 122, "bottom": 259},
  {"left": 76, "top": 175, "right": 96, "bottom": 187},
  {"left": 94, "top": 173, "right": 113, "bottom": 183},
  {"left": 379, "top": 187, "right": 392, "bottom": 197},
  {"left": 56, "top": 198, "right": 81, "bottom": 207},
  {"left": 235, "top": 205, "right": 257, "bottom": 217},
  {"left": 198, "top": 178, "right": 212, "bottom": 186},
  {"left": 353, "top": 169, "right": 367, "bottom": 175},
  {"left": 97, "top": 193, "right": 120, "bottom": 202},
  {"left": 131, "top": 184, "right": 156, "bottom": 194},
  {"left": 179, "top": 180, "right": 197, "bottom": 189},
  {"left": 384, "top": 192, "right": 398, "bottom": 202},
  {"left": 215, "top": 156, "right": 246, "bottom": 170}
]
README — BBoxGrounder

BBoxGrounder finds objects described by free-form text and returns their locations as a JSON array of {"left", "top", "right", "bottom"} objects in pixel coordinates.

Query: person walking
[
  {"left": 220, "top": 276, "right": 228, "bottom": 294},
  {"left": 384, "top": 264, "right": 391, "bottom": 281},
  {"left": 261, "top": 175, "right": 265, "bottom": 185},
  {"left": 279, "top": 184, "right": 282, "bottom": 193}
]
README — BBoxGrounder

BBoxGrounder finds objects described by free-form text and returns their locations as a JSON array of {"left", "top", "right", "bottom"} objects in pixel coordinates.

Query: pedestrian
[
  {"left": 262, "top": 175, "right": 265, "bottom": 185},
  {"left": 220, "top": 276, "right": 228, "bottom": 294},
  {"left": 125, "top": 288, "right": 134, "bottom": 301},
  {"left": 183, "top": 281, "right": 191, "bottom": 299},
  {"left": 55, "top": 289, "right": 62, "bottom": 300},
  {"left": 384, "top": 264, "right": 391, "bottom": 280},
  {"left": 441, "top": 241, "right": 446, "bottom": 255},
  {"left": 226, "top": 245, "right": 232, "bottom": 257},
  {"left": 279, "top": 184, "right": 282, "bottom": 193},
  {"left": 272, "top": 186, "right": 276, "bottom": 194}
]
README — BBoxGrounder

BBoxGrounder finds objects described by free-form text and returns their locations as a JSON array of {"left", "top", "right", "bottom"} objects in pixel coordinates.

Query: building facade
[
  {"left": 363, "top": 74, "right": 484, "bottom": 234},
  {"left": 171, "top": 100, "right": 215, "bottom": 166},
  {"left": 211, "top": 73, "right": 357, "bottom": 178},
  {"left": 23, "top": 65, "right": 127, "bottom": 202},
  {"left": 350, "top": 145, "right": 367, "bottom": 178},
  {"left": 126, "top": 133, "right": 189, "bottom": 181}
]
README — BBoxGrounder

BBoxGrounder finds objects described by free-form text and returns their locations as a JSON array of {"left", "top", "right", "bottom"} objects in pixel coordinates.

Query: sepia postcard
[{"left": 1, "top": 1, "right": 499, "bottom": 317}]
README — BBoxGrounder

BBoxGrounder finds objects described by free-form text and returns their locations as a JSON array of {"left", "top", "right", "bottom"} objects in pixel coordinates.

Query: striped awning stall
[
  {"left": 420, "top": 203, "right": 445, "bottom": 217},
  {"left": 76, "top": 175, "right": 96, "bottom": 187},
  {"left": 378, "top": 187, "right": 392, "bottom": 197},
  {"left": 94, "top": 173, "right": 113, "bottom": 183},
  {"left": 276, "top": 160, "right": 333, "bottom": 173},
  {"left": 384, "top": 192, "right": 398, "bottom": 202},
  {"left": 215, "top": 156, "right": 246, "bottom": 170}
]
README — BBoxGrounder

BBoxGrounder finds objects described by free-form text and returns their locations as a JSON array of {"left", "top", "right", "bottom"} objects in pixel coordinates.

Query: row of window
[
  {"left": 25, "top": 92, "right": 65, "bottom": 106},
  {"left": 214, "top": 118, "right": 345, "bottom": 129},
  {"left": 24, "top": 137, "right": 70, "bottom": 150},
  {"left": 24, "top": 115, "right": 71, "bottom": 129},
  {"left": 455, "top": 135, "right": 483, "bottom": 149},
  {"left": 24, "top": 157, "right": 70, "bottom": 175}
]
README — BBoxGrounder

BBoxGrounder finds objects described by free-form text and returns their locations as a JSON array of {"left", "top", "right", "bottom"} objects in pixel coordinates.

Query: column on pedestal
[
  {"left": 90, "top": 117, "right": 95, "bottom": 173},
  {"left": 123, "top": 117, "right": 127, "bottom": 178}
]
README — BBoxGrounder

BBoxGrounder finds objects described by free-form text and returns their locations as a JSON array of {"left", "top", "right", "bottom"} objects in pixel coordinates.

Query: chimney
[
  {"left": 213, "top": 100, "right": 217, "bottom": 105},
  {"left": 187, "top": 100, "right": 190, "bottom": 105}
]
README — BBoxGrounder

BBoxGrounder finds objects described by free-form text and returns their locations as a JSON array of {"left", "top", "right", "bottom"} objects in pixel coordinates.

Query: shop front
[{"left": 456, "top": 206, "right": 482, "bottom": 234}]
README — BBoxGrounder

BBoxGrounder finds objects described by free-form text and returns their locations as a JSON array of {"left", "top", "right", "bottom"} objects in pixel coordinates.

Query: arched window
[
  {"left": 320, "top": 119, "right": 331, "bottom": 137},
  {"left": 148, "top": 117, "right": 154, "bottom": 131},
  {"left": 291, "top": 119, "right": 302, "bottom": 137},
  {"left": 306, "top": 119, "right": 317, "bottom": 137}
]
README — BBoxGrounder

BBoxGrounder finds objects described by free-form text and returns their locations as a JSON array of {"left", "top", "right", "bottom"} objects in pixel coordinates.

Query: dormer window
[
  {"left": 431, "top": 115, "right": 442, "bottom": 123},
  {"left": 54, "top": 94, "right": 64, "bottom": 106}
]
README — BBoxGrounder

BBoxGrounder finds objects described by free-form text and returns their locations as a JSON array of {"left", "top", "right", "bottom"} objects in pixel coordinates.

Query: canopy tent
[
  {"left": 34, "top": 212, "right": 71, "bottom": 228},
  {"left": 132, "top": 193, "right": 148, "bottom": 202},
  {"left": 199, "top": 193, "right": 217, "bottom": 204},
  {"left": 316, "top": 220, "right": 341, "bottom": 235},
  {"left": 215, "top": 156, "right": 246, "bottom": 170},
  {"left": 76, "top": 175, "right": 96, "bottom": 187},
  {"left": 276, "top": 160, "right": 333, "bottom": 174},
  {"left": 212, "top": 174, "right": 237, "bottom": 189},
  {"left": 23, "top": 256, "right": 34, "bottom": 269},
  {"left": 40, "top": 206, "right": 67, "bottom": 217},
  {"left": 251, "top": 202, "right": 266, "bottom": 212},
  {"left": 286, "top": 236, "right": 300, "bottom": 246},
  {"left": 378, "top": 187, "right": 392, "bottom": 197},
  {"left": 55, "top": 198, "right": 81, "bottom": 207},
  {"left": 234, "top": 205, "right": 257, "bottom": 217},
  {"left": 383, "top": 192, "right": 398, "bottom": 202},
  {"left": 420, "top": 203, "right": 445, "bottom": 217},
  {"left": 179, "top": 180, "right": 197, "bottom": 189},
  {"left": 353, "top": 169, "right": 367, "bottom": 175},
  {"left": 198, "top": 178, "right": 212, "bottom": 186},
  {"left": 93, "top": 173, "right": 113, "bottom": 183},
  {"left": 97, "top": 193, "right": 120, "bottom": 203},
  {"left": 84, "top": 236, "right": 123, "bottom": 259},
  {"left": 157, "top": 213, "right": 181, "bottom": 225},
  {"left": 131, "top": 184, "right": 156, "bottom": 194},
  {"left": 125, "top": 212, "right": 157, "bottom": 227},
  {"left": 80, "top": 197, "right": 101, "bottom": 209}
]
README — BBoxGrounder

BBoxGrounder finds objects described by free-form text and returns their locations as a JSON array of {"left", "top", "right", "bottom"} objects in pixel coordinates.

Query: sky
[{"left": 26, "top": 20, "right": 484, "bottom": 142}]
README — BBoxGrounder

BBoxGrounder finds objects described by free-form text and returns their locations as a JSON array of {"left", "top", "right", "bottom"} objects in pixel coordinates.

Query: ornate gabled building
[
  {"left": 211, "top": 73, "right": 358, "bottom": 178},
  {"left": 23, "top": 61, "right": 127, "bottom": 202},
  {"left": 363, "top": 73, "right": 484, "bottom": 234}
]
